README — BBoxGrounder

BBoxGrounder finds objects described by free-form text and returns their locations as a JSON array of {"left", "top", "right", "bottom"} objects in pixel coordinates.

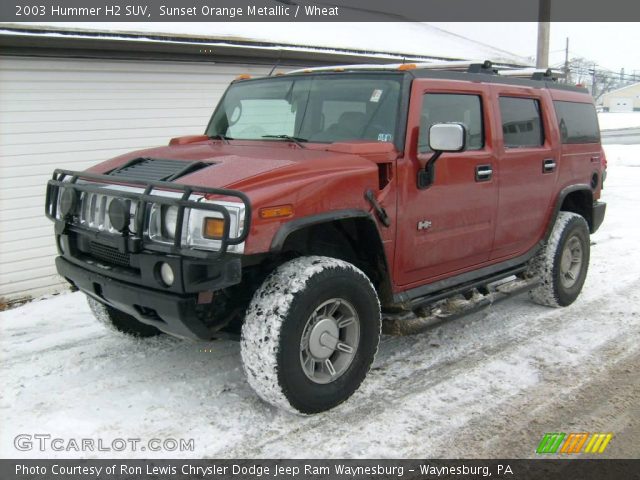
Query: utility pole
[
  {"left": 564, "top": 37, "right": 570, "bottom": 83},
  {"left": 536, "top": 0, "right": 551, "bottom": 68}
]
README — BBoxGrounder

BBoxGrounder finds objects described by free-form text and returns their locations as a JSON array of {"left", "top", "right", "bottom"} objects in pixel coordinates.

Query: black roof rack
[
  {"left": 467, "top": 60, "right": 498, "bottom": 75},
  {"left": 288, "top": 60, "right": 560, "bottom": 81},
  {"left": 284, "top": 60, "right": 583, "bottom": 92}
]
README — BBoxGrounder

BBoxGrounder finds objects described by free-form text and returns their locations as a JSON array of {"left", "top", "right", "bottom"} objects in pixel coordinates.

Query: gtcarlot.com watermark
[{"left": 14, "top": 434, "right": 195, "bottom": 453}]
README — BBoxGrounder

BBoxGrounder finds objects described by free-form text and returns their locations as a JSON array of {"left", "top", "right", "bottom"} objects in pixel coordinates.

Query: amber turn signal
[
  {"left": 202, "top": 218, "right": 225, "bottom": 239},
  {"left": 259, "top": 205, "right": 294, "bottom": 219}
]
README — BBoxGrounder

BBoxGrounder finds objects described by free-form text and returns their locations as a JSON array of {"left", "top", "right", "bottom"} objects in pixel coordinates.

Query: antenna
[{"left": 269, "top": 50, "right": 283, "bottom": 76}]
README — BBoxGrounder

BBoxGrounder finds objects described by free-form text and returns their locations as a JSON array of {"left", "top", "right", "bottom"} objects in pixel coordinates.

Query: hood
[{"left": 87, "top": 139, "right": 397, "bottom": 192}]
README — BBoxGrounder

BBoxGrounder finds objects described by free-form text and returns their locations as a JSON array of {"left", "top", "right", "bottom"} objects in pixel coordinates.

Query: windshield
[{"left": 206, "top": 74, "right": 403, "bottom": 144}]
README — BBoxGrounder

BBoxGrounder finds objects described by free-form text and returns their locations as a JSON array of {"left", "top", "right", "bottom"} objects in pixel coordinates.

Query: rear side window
[
  {"left": 419, "top": 93, "right": 484, "bottom": 153},
  {"left": 499, "top": 97, "right": 544, "bottom": 148},
  {"left": 553, "top": 101, "right": 601, "bottom": 144}
]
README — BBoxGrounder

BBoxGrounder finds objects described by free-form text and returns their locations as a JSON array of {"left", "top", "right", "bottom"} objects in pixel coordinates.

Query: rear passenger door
[{"left": 491, "top": 87, "right": 560, "bottom": 259}]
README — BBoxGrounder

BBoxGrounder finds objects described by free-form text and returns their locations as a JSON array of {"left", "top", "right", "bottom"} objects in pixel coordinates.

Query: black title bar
[
  {"left": 1, "top": 0, "right": 640, "bottom": 22},
  {"left": 2, "top": 459, "right": 640, "bottom": 480}
]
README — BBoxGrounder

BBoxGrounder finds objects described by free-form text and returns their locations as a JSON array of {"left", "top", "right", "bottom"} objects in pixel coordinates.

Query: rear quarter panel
[{"left": 548, "top": 89, "right": 603, "bottom": 202}]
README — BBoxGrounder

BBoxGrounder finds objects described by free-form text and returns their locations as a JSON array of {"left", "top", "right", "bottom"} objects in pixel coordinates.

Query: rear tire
[
  {"left": 87, "top": 295, "right": 163, "bottom": 337},
  {"left": 528, "top": 212, "right": 590, "bottom": 307},
  {"left": 240, "top": 256, "right": 381, "bottom": 414}
]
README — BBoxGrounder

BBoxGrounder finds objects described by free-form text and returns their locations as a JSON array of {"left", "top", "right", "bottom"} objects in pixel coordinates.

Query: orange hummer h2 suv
[{"left": 46, "top": 61, "right": 606, "bottom": 413}]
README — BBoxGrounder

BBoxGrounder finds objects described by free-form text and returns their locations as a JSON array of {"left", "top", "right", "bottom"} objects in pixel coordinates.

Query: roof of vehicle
[{"left": 282, "top": 60, "right": 590, "bottom": 94}]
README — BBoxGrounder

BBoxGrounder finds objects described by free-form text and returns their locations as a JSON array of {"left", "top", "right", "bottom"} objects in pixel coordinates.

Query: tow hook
[{"left": 365, "top": 189, "right": 391, "bottom": 227}]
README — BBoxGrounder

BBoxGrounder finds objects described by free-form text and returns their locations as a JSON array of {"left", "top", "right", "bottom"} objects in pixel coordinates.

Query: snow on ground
[
  {"left": 1, "top": 145, "right": 639, "bottom": 459},
  {"left": 598, "top": 112, "right": 640, "bottom": 131}
]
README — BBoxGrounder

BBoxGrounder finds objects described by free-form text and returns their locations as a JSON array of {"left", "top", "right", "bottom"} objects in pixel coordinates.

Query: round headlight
[
  {"left": 59, "top": 188, "right": 78, "bottom": 217},
  {"left": 159, "top": 262, "right": 175, "bottom": 287},
  {"left": 162, "top": 206, "right": 179, "bottom": 239}
]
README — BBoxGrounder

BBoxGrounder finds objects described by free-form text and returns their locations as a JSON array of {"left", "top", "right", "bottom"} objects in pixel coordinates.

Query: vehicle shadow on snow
[{"left": 91, "top": 296, "right": 521, "bottom": 418}]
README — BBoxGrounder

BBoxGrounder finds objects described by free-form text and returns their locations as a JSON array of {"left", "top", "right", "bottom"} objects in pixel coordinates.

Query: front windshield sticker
[
  {"left": 378, "top": 133, "right": 393, "bottom": 142},
  {"left": 370, "top": 89, "right": 383, "bottom": 103}
]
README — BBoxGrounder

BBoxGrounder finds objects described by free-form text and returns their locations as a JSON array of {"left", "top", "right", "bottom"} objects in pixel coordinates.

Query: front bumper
[
  {"left": 46, "top": 167, "right": 253, "bottom": 340},
  {"left": 56, "top": 254, "right": 239, "bottom": 340},
  {"left": 57, "top": 230, "right": 241, "bottom": 295}
]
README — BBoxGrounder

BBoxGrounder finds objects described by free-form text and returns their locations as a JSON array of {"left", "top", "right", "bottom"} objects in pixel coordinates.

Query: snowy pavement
[
  {"left": 1, "top": 145, "right": 639, "bottom": 459},
  {"left": 598, "top": 112, "right": 640, "bottom": 131}
]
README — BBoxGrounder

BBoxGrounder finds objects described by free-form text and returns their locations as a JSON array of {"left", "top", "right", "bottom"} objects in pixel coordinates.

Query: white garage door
[
  {"left": 0, "top": 55, "right": 274, "bottom": 302},
  {"left": 610, "top": 97, "right": 633, "bottom": 112}
]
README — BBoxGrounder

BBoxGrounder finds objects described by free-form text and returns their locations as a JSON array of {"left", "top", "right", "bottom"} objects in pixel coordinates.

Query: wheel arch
[
  {"left": 548, "top": 184, "right": 596, "bottom": 237},
  {"left": 270, "top": 209, "right": 393, "bottom": 306}
]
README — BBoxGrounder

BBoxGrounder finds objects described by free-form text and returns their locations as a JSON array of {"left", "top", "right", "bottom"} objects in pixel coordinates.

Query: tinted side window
[
  {"left": 499, "top": 97, "right": 544, "bottom": 148},
  {"left": 554, "top": 101, "right": 601, "bottom": 144},
  {"left": 419, "top": 94, "right": 483, "bottom": 153}
]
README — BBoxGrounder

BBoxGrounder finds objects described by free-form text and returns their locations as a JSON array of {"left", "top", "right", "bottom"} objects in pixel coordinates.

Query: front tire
[
  {"left": 87, "top": 295, "right": 163, "bottom": 337},
  {"left": 240, "top": 256, "right": 381, "bottom": 414},
  {"left": 528, "top": 212, "right": 590, "bottom": 307}
]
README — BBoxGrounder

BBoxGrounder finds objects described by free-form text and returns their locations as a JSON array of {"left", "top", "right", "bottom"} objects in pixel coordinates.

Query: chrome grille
[{"left": 78, "top": 191, "right": 138, "bottom": 233}]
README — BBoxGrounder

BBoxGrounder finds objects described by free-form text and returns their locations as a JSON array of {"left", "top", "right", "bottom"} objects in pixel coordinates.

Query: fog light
[
  {"left": 159, "top": 262, "right": 175, "bottom": 287},
  {"left": 108, "top": 198, "right": 129, "bottom": 232}
]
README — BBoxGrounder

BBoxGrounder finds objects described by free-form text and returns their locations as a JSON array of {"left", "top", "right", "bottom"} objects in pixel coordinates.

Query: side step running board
[{"left": 383, "top": 275, "right": 540, "bottom": 336}]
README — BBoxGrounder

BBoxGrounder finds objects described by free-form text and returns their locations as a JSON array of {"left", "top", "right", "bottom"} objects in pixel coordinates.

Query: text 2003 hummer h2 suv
[{"left": 46, "top": 61, "right": 606, "bottom": 413}]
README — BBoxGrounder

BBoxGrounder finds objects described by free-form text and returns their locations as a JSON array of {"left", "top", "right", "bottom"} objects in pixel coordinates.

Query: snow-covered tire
[
  {"left": 241, "top": 256, "right": 381, "bottom": 414},
  {"left": 86, "top": 295, "right": 163, "bottom": 337},
  {"left": 528, "top": 212, "right": 590, "bottom": 307}
]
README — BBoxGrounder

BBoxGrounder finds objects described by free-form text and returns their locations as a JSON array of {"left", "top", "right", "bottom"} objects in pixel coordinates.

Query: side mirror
[
  {"left": 428, "top": 123, "right": 466, "bottom": 152},
  {"left": 418, "top": 122, "right": 467, "bottom": 189}
]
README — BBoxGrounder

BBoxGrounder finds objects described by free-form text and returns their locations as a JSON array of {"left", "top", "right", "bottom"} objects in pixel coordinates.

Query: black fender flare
[
  {"left": 269, "top": 209, "right": 393, "bottom": 304},
  {"left": 545, "top": 184, "right": 593, "bottom": 239},
  {"left": 270, "top": 209, "right": 374, "bottom": 252}
]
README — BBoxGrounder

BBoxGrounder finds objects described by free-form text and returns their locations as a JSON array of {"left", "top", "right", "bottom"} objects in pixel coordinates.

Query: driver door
[{"left": 395, "top": 81, "right": 499, "bottom": 288}]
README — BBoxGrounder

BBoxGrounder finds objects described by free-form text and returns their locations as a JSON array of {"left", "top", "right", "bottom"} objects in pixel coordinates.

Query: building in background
[
  {"left": 0, "top": 22, "right": 529, "bottom": 302},
  {"left": 601, "top": 83, "right": 640, "bottom": 112}
]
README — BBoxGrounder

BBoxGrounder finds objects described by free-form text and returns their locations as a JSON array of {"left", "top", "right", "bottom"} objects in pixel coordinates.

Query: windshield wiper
[
  {"left": 208, "top": 133, "right": 233, "bottom": 144},
  {"left": 262, "top": 135, "right": 308, "bottom": 148}
]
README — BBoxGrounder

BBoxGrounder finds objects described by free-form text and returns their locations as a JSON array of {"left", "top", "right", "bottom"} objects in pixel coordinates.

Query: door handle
[
  {"left": 543, "top": 158, "right": 556, "bottom": 173},
  {"left": 475, "top": 164, "right": 493, "bottom": 182}
]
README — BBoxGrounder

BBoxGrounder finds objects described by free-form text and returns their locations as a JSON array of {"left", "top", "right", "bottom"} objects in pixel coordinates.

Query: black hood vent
[{"left": 107, "top": 158, "right": 210, "bottom": 182}]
